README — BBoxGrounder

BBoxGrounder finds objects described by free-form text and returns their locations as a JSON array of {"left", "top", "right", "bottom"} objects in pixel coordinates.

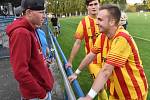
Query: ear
[
  {"left": 25, "top": 9, "right": 32, "bottom": 16},
  {"left": 109, "top": 18, "right": 116, "bottom": 26}
]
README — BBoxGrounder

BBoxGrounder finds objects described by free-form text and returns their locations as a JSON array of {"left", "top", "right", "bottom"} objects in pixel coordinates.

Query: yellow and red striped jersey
[
  {"left": 106, "top": 26, "right": 148, "bottom": 99},
  {"left": 75, "top": 15, "right": 101, "bottom": 64},
  {"left": 91, "top": 33, "right": 109, "bottom": 65}
]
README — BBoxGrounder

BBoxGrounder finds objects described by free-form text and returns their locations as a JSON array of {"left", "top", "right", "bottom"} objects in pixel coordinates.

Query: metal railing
[
  {"left": 48, "top": 30, "right": 76, "bottom": 100},
  {"left": 0, "top": 16, "right": 15, "bottom": 59},
  {"left": 47, "top": 24, "right": 85, "bottom": 98}
]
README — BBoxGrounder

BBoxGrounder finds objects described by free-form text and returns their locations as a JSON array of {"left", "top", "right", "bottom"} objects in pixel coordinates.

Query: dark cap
[{"left": 21, "top": 0, "right": 45, "bottom": 11}]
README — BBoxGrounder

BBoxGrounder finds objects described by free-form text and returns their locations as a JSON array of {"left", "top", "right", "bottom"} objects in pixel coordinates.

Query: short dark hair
[
  {"left": 85, "top": 0, "right": 100, "bottom": 6},
  {"left": 21, "top": 0, "right": 45, "bottom": 11},
  {"left": 99, "top": 4, "right": 121, "bottom": 24}
]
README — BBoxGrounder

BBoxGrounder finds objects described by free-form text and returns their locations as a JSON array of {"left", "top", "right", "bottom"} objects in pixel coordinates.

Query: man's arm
[
  {"left": 66, "top": 39, "right": 82, "bottom": 67},
  {"left": 46, "top": 47, "right": 50, "bottom": 56},
  {"left": 78, "top": 63, "right": 114, "bottom": 100},
  {"left": 68, "top": 52, "right": 96, "bottom": 82},
  {"left": 78, "top": 52, "right": 96, "bottom": 71}
]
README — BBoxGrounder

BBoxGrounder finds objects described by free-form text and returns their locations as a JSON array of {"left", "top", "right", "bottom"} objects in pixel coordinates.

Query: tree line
[
  {"left": 46, "top": 0, "right": 150, "bottom": 16},
  {"left": 46, "top": 0, "right": 127, "bottom": 16},
  {"left": 0, "top": 0, "right": 150, "bottom": 16}
]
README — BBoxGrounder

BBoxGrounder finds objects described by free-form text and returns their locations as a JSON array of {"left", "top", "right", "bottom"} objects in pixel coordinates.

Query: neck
[
  {"left": 89, "top": 14, "right": 97, "bottom": 19},
  {"left": 107, "top": 26, "right": 118, "bottom": 39}
]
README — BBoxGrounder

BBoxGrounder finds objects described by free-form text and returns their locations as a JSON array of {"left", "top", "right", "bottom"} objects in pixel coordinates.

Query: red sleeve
[
  {"left": 74, "top": 33, "right": 84, "bottom": 40},
  {"left": 10, "top": 28, "right": 46, "bottom": 98},
  {"left": 91, "top": 46, "right": 101, "bottom": 54}
]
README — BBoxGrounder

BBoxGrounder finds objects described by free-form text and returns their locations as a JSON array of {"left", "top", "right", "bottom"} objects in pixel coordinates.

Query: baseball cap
[{"left": 21, "top": 0, "right": 45, "bottom": 11}]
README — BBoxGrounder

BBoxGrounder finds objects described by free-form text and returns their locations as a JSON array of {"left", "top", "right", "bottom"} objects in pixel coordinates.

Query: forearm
[
  {"left": 46, "top": 47, "right": 50, "bottom": 56},
  {"left": 92, "top": 70, "right": 109, "bottom": 92},
  {"left": 68, "top": 39, "right": 81, "bottom": 63},
  {"left": 78, "top": 52, "right": 96, "bottom": 71},
  {"left": 88, "top": 63, "right": 114, "bottom": 98}
]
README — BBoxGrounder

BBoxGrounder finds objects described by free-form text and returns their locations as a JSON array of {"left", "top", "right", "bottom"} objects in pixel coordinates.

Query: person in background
[
  {"left": 66, "top": 0, "right": 108, "bottom": 100},
  {"left": 69, "top": 4, "right": 148, "bottom": 100},
  {"left": 50, "top": 14, "right": 60, "bottom": 36},
  {"left": 14, "top": 6, "right": 22, "bottom": 20},
  {"left": 36, "top": 27, "right": 54, "bottom": 66},
  {"left": 119, "top": 11, "right": 128, "bottom": 29},
  {"left": 6, "top": 0, "right": 54, "bottom": 99},
  {"left": 36, "top": 27, "right": 50, "bottom": 58}
]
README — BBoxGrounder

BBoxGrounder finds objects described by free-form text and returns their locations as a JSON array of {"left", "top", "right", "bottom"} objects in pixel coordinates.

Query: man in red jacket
[{"left": 6, "top": 0, "right": 54, "bottom": 99}]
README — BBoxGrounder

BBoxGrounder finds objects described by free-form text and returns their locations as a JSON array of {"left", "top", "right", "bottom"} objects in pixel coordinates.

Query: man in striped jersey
[
  {"left": 69, "top": 4, "right": 148, "bottom": 100},
  {"left": 66, "top": 0, "right": 108, "bottom": 100}
]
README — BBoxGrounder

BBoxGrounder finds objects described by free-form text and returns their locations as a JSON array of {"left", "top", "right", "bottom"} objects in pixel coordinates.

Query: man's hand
[
  {"left": 78, "top": 95, "right": 92, "bottom": 100},
  {"left": 39, "top": 93, "right": 48, "bottom": 100},
  {"left": 65, "top": 62, "right": 72, "bottom": 68},
  {"left": 46, "top": 58, "right": 52, "bottom": 64},
  {"left": 68, "top": 73, "right": 77, "bottom": 83}
]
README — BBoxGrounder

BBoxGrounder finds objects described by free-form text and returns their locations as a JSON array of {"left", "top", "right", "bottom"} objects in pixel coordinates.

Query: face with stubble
[
  {"left": 27, "top": 9, "right": 46, "bottom": 26},
  {"left": 96, "top": 9, "right": 112, "bottom": 34}
]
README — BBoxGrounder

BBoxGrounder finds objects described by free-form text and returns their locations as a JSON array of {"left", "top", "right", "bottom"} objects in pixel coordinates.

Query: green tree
[
  {"left": 100, "top": 0, "right": 127, "bottom": 10},
  {"left": 146, "top": 0, "right": 150, "bottom": 9},
  {"left": 47, "top": 0, "right": 86, "bottom": 16}
]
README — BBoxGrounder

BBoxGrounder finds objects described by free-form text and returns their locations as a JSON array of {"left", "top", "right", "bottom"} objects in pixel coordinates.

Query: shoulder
[
  {"left": 37, "top": 29, "right": 46, "bottom": 35},
  {"left": 37, "top": 28, "right": 44, "bottom": 33},
  {"left": 113, "top": 33, "right": 131, "bottom": 46},
  {"left": 80, "top": 16, "right": 88, "bottom": 25},
  {"left": 81, "top": 16, "right": 88, "bottom": 21},
  {"left": 10, "top": 28, "right": 33, "bottom": 42},
  {"left": 116, "top": 31, "right": 131, "bottom": 40},
  {"left": 14, "top": 27, "right": 31, "bottom": 36}
]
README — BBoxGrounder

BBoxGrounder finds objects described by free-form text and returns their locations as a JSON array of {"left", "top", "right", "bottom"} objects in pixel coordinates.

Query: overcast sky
[{"left": 126, "top": 0, "right": 143, "bottom": 4}]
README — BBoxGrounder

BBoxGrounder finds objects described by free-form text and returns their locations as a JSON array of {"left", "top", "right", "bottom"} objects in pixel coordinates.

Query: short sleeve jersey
[
  {"left": 106, "top": 26, "right": 148, "bottom": 99},
  {"left": 91, "top": 33, "right": 109, "bottom": 65},
  {"left": 74, "top": 16, "right": 101, "bottom": 64}
]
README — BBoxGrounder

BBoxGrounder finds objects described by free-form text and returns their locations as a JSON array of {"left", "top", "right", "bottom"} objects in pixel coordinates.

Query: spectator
[
  {"left": 36, "top": 27, "right": 50, "bottom": 58},
  {"left": 51, "top": 14, "right": 60, "bottom": 36},
  {"left": 119, "top": 11, "right": 128, "bottom": 29},
  {"left": 6, "top": 0, "right": 54, "bottom": 99},
  {"left": 14, "top": 6, "right": 22, "bottom": 19}
]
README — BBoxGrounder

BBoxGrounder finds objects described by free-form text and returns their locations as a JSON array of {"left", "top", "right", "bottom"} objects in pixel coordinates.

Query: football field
[{"left": 57, "top": 12, "right": 150, "bottom": 99}]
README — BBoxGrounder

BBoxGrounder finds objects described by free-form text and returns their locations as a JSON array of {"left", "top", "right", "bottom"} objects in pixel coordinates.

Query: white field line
[
  {"left": 60, "top": 19, "right": 150, "bottom": 42},
  {"left": 132, "top": 35, "right": 150, "bottom": 42}
]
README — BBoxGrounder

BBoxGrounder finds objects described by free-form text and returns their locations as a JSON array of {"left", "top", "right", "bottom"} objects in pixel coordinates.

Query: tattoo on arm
[
  {"left": 76, "top": 40, "right": 81, "bottom": 45},
  {"left": 83, "top": 55, "right": 93, "bottom": 66}
]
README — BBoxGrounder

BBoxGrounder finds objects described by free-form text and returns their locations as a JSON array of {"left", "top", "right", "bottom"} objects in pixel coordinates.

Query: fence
[{"left": 0, "top": 16, "right": 14, "bottom": 58}]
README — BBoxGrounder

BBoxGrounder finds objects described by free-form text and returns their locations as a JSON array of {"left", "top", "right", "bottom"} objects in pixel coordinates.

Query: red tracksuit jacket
[{"left": 6, "top": 17, "right": 54, "bottom": 99}]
